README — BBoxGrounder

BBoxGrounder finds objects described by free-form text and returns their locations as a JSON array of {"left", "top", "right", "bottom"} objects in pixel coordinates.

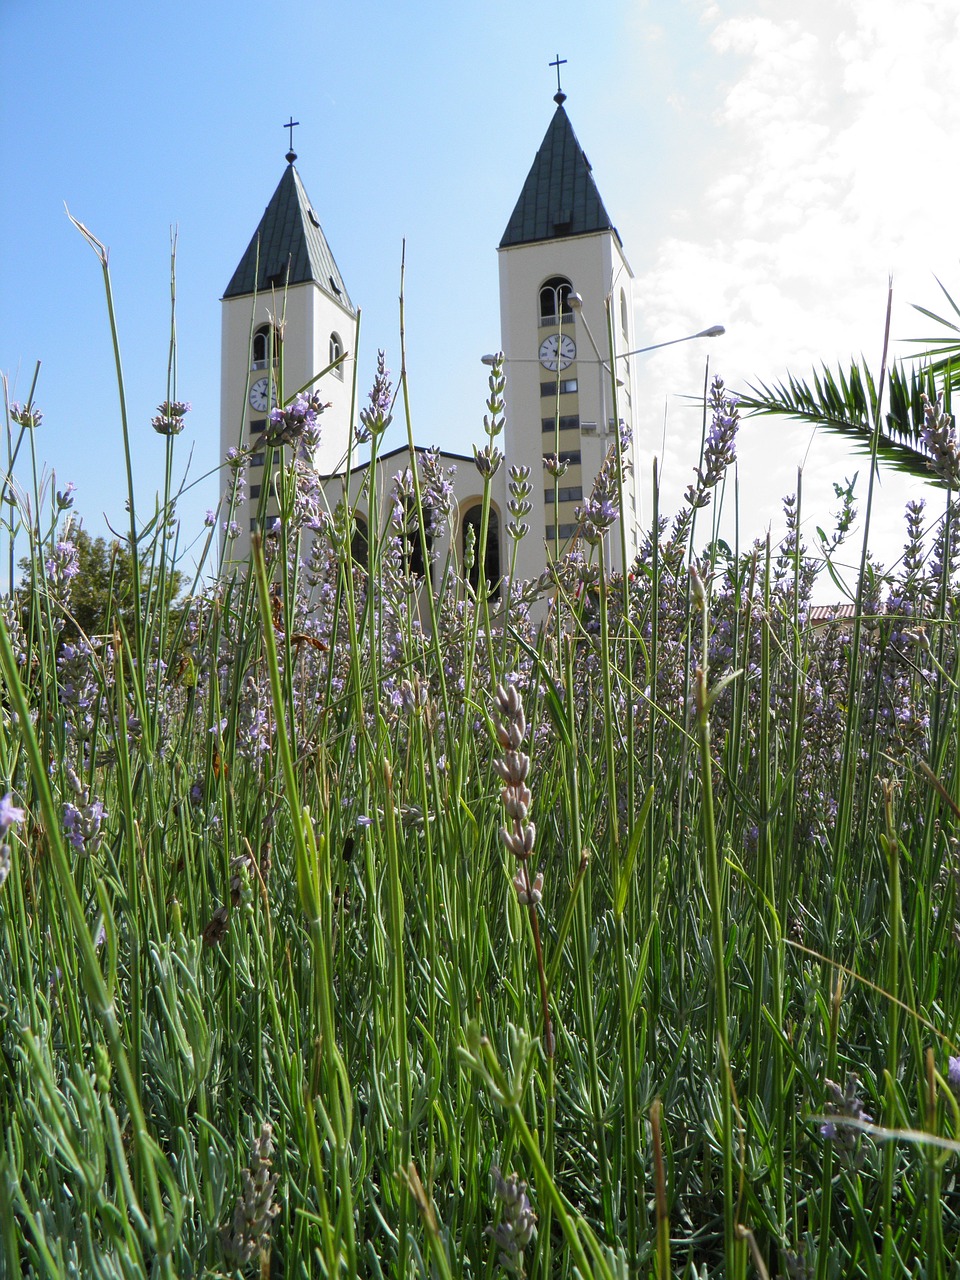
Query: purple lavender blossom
[
  {"left": 586, "top": 496, "right": 617, "bottom": 525},
  {"left": 291, "top": 459, "right": 325, "bottom": 531},
  {"left": 575, "top": 443, "right": 620, "bottom": 545},
  {"left": 487, "top": 1166, "right": 537, "bottom": 1276},
  {"left": 63, "top": 797, "right": 106, "bottom": 855},
  {"left": 220, "top": 1122, "right": 281, "bottom": 1267},
  {"left": 237, "top": 677, "right": 271, "bottom": 761},
  {"left": 929, "top": 499, "right": 960, "bottom": 586},
  {"left": 296, "top": 418, "right": 322, "bottom": 463},
  {"left": 507, "top": 466, "right": 533, "bottom": 542},
  {"left": 10, "top": 401, "right": 42, "bottom": 429},
  {"left": 0, "top": 794, "right": 24, "bottom": 836},
  {"left": 267, "top": 392, "right": 327, "bottom": 447},
  {"left": 57, "top": 640, "right": 98, "bottom": 739},
  {"left": 948, "top": 1055, "right": 960, "bottom": 1099},
  {"left": 420, "top": 448, "right": 456, "bottom": 539},
  {"left": 356, "top": 351, "right": 393, "bottom": 443},
  {"left": 44, "top": 539, "right": 81, "bottom": 591},
  {"left": 393, "top": 468, "right": 414, "bottom": 498},
  {"left": 820, "top": 1074, "right": 872, "bottom": 1169},
  {"left": 920, "top": 393, "right": 960, "bottom": 487},
  {"left": 474, "top": 442, "right": 503, "bottom": 477},
  {"left": 685, "top": 375, "right": 739, "bottom": 510},
  {"left": 151, "top": 399, "right": 191, "bottom": 436},
  {"left": 0, "top": 794, "right": 23, "bottom": 888}
]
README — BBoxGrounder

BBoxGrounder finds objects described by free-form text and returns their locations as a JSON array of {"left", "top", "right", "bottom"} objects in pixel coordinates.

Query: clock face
[
  {"left": 539, "top": 333, "right": 576, "bottom": 372},
  {"left": 249, "top": 377, "right": 276, "bottom": 412}
]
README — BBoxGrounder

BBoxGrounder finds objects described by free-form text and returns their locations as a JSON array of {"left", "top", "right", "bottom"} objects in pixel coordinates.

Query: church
[{"left": 219, "top": 84, "right": 648, "bottom": 592}]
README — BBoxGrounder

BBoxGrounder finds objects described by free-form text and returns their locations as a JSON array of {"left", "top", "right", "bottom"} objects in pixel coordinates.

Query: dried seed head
[{"left": 221, "top": 1122, "right": 281, "bottom": 1266}]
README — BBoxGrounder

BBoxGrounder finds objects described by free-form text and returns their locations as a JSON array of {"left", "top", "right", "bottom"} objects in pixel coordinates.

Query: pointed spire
[
  {"left": 223, "top": 163, "right": 355, "bottom": 309},
  {"left": 499, "top": 103, "right": 617, "bottom": 249}
]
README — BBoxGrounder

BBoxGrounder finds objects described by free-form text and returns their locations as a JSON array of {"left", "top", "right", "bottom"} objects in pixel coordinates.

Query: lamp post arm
[{"left": 620, "top": 326, "right": 725, "bottom": 359}]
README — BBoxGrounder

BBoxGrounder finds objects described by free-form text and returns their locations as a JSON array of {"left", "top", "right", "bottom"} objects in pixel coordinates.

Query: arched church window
[
  {"left": 539, "top": 276, "right": 573, "bottom": 325},
  {"left": 461, "top": 503, "right": 501, "bottom": 598},
  {"left": 400, "top": 496, "right": 435, "bottom": 581},
  {"left": 329, "top": 332, "right": 344, "bottom": 380},
  {"left": 350, "top": 513, "right": 368, "bottom": 565},
  {"left": 252, "top": 324, "right": 276, "bottom": 370}
]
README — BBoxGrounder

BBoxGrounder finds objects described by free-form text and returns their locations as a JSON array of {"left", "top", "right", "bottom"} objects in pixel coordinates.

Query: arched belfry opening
[
  {"left": 252, "top": 324, "right": 277, "bottom": 369},
  {"left": 539, "top": 276, "right": 573, "bottom": 325},
  {"left": 400, "top": 497, "right": 435, "bottom": 581},
  {"left": 461, "top": 503, "right": 501, "bottom": 598}
]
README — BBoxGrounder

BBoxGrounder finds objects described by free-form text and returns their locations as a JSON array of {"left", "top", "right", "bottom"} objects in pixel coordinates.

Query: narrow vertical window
[{"left": 330, "top": 332, "right": 344, "bottom": 379}]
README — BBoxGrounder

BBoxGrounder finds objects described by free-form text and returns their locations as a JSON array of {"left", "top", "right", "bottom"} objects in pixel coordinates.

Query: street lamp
[
  {"left": 622, "top": 325, "right": 725, "bottom": 358},
  {"left": 567, "top": 291, "right": 724, "bottom": 368}
]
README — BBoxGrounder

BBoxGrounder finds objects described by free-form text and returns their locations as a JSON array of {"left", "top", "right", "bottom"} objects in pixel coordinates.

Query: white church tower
[
  {"left": 498, "top": 82, "right": 642, "bottom": 583},
  {"left": 217, "top": 94, "right": 646, "bottom": 595},
  {"left": 219, "top": 127, "right": 356, "bottom": 561}
]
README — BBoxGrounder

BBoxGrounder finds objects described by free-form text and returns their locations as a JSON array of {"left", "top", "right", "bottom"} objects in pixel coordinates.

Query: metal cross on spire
[
  {"left": 284, "top": 116, "right": 300, "bottom": 164},
  {"left": 549, "top": 54, "right": 567, "bottom": 104}
]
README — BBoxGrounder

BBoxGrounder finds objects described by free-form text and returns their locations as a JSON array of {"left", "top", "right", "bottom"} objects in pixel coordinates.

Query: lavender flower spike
[
  {"left": 221, "top": 1122, "right": 281, "bottom": 1267},
  {"left": 10, "top": 401, "right": 42, "bottom": 429},
  {"left": 151, "top": 399, "right": 191, "bottom": 436},
  {"left": 920, "top": 393, "right": 960, "bottom": 488},
  {"left": 685, "top": 374, "right": 739, "bottom": 510},
  {"left": 820, "top": 1074, "right": 872, "bottom": 1169},
  {"left": 0, "top": 794, "right": 24, "bottom": 836},
  {"left": 487, "top": 1166, "right": 537, "bottom": 1276},
  {"left": 356, "top": 350, "right": 393, "bottom": 443},
  {"left": 0, "top": 793, "right": 23, "bottom": 891}
]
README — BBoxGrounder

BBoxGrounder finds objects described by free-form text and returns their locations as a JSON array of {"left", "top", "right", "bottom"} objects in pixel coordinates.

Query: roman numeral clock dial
[
  {"left": 249, "top": 377, "right": 277, "bottom": 412},
  {"left": 539, "top": 333, "right": 576, "bottom": 372}
]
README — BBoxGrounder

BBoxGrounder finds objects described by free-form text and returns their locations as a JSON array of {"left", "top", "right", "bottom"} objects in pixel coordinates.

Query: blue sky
[{"left": 4, "top": 0, "right": 960, "bottom": 589}]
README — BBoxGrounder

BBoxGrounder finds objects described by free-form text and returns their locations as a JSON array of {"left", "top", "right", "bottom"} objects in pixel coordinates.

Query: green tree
[{"left": 20, "top": 527, "right": 184, "bottom": 643}]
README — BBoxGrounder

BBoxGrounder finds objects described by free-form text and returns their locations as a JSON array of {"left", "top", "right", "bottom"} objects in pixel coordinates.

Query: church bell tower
[
  {"left": 219, "top": 126, "right": 356, "bottom": 561},
  {"left": 498, "top": 79, "right": 642, "bottom": 582}
]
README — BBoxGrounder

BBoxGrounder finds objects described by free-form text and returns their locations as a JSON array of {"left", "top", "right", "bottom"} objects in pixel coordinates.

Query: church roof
[
  {"left": 223, "top": 163, "right": 355, "bottom": 310},
  {"left": 499, "top": 103, "right": 618, "bottom": 249}
]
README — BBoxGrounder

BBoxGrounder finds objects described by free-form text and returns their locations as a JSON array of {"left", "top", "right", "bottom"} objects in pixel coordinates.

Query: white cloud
[{"left": 630, "top": 0, "right": 960, "bottom": 594}]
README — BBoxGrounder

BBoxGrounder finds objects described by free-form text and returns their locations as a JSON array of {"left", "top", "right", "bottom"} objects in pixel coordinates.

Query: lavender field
[{"left": 3, "top": 310, "right": 960, "bottom": 1279}]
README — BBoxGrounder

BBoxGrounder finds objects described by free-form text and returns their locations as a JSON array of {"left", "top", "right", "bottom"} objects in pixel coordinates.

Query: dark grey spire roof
[
  {"left": 224, "top": 164, "right": 355, "bottom": 310},
  {"left": 499, "top": 104, "right": 618, "bottom": 249}
]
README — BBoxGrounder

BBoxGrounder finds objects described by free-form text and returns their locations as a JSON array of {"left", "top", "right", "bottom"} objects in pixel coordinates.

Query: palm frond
[
  {"left": 737, "top": 357, "right": 942, "bottom": 485},
  {"left": 909, "top": 278, "right": 960, "bottom": 392}
]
